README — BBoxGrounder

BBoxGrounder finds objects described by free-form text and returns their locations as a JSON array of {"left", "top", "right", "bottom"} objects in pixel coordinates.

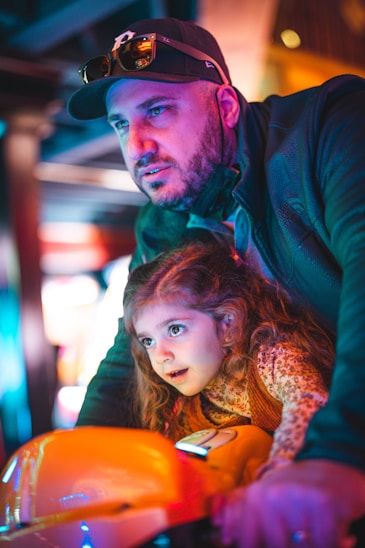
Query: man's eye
[
  {"left": 114, "top": 120, "right": 129, "bottom": 130},
  {"left": 169, "top": 325, "right": 184, "bottom": 337},
  {"left": 140, "top": 337, "right": 154, "bottom": 348},
  {"left": 149, "top": 105, "right": 166, "bottom": 117}
]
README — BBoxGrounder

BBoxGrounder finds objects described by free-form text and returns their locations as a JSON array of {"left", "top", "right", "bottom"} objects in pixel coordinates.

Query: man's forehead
[{"left": 105, "top": 78, "right": 197, "bottom": 107}]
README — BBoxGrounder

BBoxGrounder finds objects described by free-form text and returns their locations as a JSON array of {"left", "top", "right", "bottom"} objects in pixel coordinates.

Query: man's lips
[
  {"left": 138, "top": 164, "right": 169, "bottom": 178},
  {"left": 141, "top": 168, "right": 161, "bottom": 176},
  {"left": 137, "top": 165, "right": 171, "bottom": 187}
]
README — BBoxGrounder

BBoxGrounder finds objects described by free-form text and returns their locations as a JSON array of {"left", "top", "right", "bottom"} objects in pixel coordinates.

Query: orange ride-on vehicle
[{"left": 0, "top": 425, "right": 272, "bottom": 547}]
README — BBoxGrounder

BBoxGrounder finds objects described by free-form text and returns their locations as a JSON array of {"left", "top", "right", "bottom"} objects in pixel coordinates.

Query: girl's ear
[{"left": 221, "top": 313, "right": 234, "bottom": 334}]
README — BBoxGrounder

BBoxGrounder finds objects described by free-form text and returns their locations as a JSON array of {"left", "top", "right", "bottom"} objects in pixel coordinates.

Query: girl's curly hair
[{"left": 123, "top": 241, "right": 335, "bottom": 440}]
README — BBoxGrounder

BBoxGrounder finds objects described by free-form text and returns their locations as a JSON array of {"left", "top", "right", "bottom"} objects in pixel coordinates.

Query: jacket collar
[
  {"left": 186, "top": 88, "right": 271, "bottom": 222},
  {"left": 189, "top": 164, "right": 240, "bottom": 220}
]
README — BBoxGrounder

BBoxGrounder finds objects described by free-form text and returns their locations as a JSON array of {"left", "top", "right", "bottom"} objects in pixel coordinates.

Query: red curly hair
[{"left": 123, "top": 241, "right": 335, "bottom": 440}]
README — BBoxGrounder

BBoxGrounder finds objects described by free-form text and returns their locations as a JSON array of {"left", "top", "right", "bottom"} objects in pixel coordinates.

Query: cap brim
[{"left": 67, "top": 71, "right": 199, "bottom": 120}]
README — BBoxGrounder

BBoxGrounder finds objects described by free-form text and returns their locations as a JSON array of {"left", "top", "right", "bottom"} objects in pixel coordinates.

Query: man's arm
[
  {"left": 213, "top": 76, "right": 365, "bottom": 548},
  {"left": 296, "top": 79, "right": 365, "bottom": 471},
  {"left": 76, "top": 320, "right": 139, "bottom": 427}
]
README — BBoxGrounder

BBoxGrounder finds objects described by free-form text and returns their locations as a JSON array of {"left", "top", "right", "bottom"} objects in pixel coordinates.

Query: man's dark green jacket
[{"left": 77, "top": 74, "right": 365, "bottom": 474}]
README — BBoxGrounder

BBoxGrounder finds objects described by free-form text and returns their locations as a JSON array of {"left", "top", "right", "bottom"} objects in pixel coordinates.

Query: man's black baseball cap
[{"left": 67, "top": 17, "right": 231, "bottom": 120}]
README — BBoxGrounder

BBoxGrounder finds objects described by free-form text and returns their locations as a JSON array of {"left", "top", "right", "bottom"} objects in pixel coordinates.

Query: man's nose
[{"left": 126, "top": 123, "right": 157, "bottom": 162}]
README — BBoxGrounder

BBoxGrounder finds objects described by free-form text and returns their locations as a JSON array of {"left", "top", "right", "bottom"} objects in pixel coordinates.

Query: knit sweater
[{"left": 179, "top": 341, "right": 329, "bottom": 463}]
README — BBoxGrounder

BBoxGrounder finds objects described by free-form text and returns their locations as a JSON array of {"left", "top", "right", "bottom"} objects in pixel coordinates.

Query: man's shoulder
[
  {"left": 319, "top": 73, "right": 365, "bottom": 91},
  {"left": 315, "top": 74, "right": 365, "bottom": 105},
  {"left": 258, "top": 74, "right": 365, "bottom": 129},
  {"left": 262, "top": 74, "right": 365, "bottom": 107}
]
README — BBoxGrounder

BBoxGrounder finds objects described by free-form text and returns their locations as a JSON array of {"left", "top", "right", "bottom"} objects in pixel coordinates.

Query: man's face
[{"left": 105, "top": 79, "right": 222, "bottom": 211}]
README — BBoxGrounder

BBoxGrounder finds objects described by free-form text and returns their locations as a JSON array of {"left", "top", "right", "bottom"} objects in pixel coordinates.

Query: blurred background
[{"left": 1, "top": 0, "right": 365, "bottom": 464}]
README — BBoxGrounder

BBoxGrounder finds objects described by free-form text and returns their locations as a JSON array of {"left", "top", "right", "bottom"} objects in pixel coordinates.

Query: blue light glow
[
  {"left": 1, "top": 457, "right": 18, "bottom": 483},
  {"left": 0, "top": 120, "right": 7, "bottom": 138}
]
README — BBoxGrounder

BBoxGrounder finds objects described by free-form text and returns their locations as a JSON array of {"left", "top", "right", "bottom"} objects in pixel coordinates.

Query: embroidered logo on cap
[{"left": 113, "top": 30, "right": 136, "bottom": 51}]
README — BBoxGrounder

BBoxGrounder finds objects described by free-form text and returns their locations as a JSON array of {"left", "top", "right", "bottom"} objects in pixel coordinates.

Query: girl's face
[{"left": 133, "top": 301, "right": 226, "bottom": 396}]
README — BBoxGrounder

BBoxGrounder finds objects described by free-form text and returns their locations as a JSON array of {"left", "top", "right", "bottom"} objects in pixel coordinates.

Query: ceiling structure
[
  {"left": 1, "top": 0, "right": 365, "bottom": 274},
  {"left": 0, "top": 0, "right": 204, "bottom": 274}
]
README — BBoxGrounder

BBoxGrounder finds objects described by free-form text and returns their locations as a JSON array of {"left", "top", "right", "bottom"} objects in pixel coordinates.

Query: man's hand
[{"left": 211, "top": 459, "right": 365, "bottom": 548}]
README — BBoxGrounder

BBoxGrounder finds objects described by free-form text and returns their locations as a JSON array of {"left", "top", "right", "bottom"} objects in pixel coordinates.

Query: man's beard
[
  {"left": 142, "top": 106, "right": 223, "bottom": 212},
  {"left": 167, "top": 109, "right": 223, "bottom": 211}
]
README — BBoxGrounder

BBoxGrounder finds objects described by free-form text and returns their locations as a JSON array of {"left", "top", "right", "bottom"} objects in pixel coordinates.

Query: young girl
[{"left": 123, "top": 242, "right": 334, "bottom": 471}]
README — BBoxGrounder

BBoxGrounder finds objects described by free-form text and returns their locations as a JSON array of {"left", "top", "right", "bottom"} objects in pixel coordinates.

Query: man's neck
[{"left": 190, "top": 165, "right": 240, "bottom": 221}]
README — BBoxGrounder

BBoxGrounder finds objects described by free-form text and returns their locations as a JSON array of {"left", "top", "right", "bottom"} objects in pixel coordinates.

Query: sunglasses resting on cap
[
  {"left": 78, "top": 32, "right": 230, "bottom": 86},
  {"left": 67, "top": 17, "right": 231, "bottom": 120}
]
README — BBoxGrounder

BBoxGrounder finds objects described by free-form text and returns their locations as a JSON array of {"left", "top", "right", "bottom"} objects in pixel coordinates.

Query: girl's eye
[
  {"left": 169, "top": 324, "right": 184, "bottom": 337},
  {"left": 140, "top": 337, "right": 154, "bottom": 349}
]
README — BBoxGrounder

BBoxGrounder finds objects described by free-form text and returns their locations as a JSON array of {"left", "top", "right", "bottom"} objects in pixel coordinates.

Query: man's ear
[{"left": 216, "top": 85, "right": 240, "bottom": 128}]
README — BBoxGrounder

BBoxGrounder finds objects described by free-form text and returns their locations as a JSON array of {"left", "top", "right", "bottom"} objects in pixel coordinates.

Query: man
[{"left": 68, "top": 17, "right": 365, "bottom": 548}]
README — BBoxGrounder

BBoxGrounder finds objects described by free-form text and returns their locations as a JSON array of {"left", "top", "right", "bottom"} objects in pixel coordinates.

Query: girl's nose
[{"left": 155, "top": 343, "right": 174, "bottom": 365}]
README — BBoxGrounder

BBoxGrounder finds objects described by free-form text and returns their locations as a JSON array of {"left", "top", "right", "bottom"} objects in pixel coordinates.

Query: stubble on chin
[
  {"left": 132, "top": 102, "right": 223, "bottom": 211},
  {"left": 159, "top": 119, "right": 222, "bottom": 210}
]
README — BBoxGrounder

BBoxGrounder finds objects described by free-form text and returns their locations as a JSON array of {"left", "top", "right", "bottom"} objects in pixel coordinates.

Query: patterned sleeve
[{"left": 256, "top": 343, "right": 329, "bottom": 465}]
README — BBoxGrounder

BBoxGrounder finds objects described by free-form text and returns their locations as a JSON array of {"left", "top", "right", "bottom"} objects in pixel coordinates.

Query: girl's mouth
[{"left": 168, "top": 368, "right": 188, "bottom": 379}]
